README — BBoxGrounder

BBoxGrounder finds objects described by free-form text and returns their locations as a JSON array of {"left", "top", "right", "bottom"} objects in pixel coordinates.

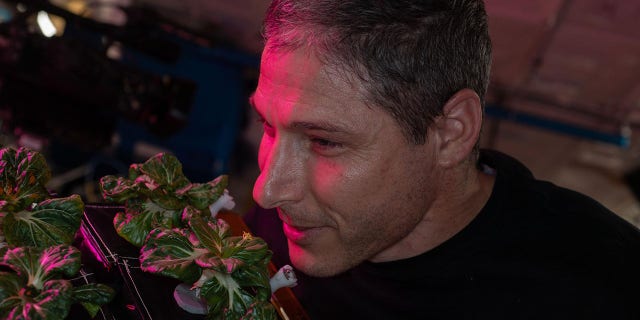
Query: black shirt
[{"left": 244, "top": 149, "right": 640, "bottom": 319}]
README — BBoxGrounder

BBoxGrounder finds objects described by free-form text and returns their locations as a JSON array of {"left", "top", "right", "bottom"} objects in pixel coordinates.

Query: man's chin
[{"left": 287, "top": 242, "right": 348, "bottom": 278}]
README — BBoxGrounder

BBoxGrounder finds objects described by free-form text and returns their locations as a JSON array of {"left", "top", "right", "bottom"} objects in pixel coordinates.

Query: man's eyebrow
[
  {"left": 249, "top": 92, "right": 352, "bottom": 133},
  {"left": 291, "top": 121, "right": 349, "bottom": 133}
]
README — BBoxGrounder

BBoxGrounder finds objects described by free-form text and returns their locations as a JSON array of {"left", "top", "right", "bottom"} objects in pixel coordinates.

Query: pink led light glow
[{"left": 80, "top": 225, "right": 111, "bottom": 270}]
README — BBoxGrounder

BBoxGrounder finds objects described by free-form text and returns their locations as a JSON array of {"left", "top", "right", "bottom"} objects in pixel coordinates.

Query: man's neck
[{"left": 370, "top": 164, "right": 496, "bottom": 262}]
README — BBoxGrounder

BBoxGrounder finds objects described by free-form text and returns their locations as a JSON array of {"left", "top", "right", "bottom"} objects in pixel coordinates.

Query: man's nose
[{"left": 253, "top": 137, "right": 304, "bottom": 209}]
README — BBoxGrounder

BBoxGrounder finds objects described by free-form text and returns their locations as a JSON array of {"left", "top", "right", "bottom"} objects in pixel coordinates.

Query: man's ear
[{"left": 433, "top": 89, "right": 483, "bottom": 168}]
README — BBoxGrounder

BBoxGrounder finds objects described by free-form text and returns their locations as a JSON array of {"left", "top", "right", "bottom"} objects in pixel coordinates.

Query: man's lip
[{"left": 282, "top": 222, "right": 324, "bottom": 244}]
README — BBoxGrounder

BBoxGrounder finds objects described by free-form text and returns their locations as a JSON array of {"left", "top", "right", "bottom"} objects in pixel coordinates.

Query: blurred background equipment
[
  {"left": 0, "top": 0, "right": 259, "bottom": 206},
  {"left": 480, "top": 0, "right": 640, "bottom": 226}
]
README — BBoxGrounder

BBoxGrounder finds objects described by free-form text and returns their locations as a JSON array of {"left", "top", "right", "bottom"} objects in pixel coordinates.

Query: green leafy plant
[
  {"left": 100, "top": 153, "right": 279, "bottom": 319},
  {"left": 0, "top": 146, "right": 115, "bottom": 319},
  {"left": 99, "top": 153, "right": 229, "bottom": 247},
  {"left": 0, "top": 245, "right": 114, "bottom": 320},
  {"left": 141, "top": 215, "right": 276, "bottom": 319}
]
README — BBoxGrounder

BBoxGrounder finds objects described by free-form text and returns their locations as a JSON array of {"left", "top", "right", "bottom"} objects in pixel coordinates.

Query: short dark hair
[{"left": 263, "top": 0, "right": 492, "bottom": 145}]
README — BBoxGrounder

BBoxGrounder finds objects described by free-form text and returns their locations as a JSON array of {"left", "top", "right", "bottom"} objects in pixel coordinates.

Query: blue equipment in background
[{"left": 114, "top": 32, "right": 259, "bottom": 181}]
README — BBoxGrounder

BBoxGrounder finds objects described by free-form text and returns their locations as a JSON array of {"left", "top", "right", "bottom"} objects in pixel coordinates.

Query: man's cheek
[{"left": 311, "top": 160, "right": 347, "bottom": 194}]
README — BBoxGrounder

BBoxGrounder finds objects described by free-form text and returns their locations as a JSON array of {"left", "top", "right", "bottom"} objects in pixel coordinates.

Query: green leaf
[
  {"left": 231, "top": 300, "right": 278, "bottom": 320},
  {"left": 233, "top": 265, "right": 272, "bottom": 302},
  {"left": 0, "top": 147, "right": 50, "bottom": 213},
  {"left": 3, "top": 195, "right": 84, "bottom": 248},
  {"left": 223, "top": 234, "right": 272, "bottom": 268},
  {"left": 0, "top": 272, "right": 75, "bottom": 320},
  {"left": 99, "top": 175, "right": 141, "bottom": 203},
  {"left": 136, "top": 153, "right": 190, "bottom": 191},
  {"left": 200, "top": 271, "right": 254, "bottom": 318},
  {"left": 100, "top": 153, "right": 192, "bottom": 206},
  {"left": 180, "top": 206, "right": 201, "bottom": 225},
  {"left": 72, "top": 283, "right": 115, "bottom": 318},
  {"left": 0, "top": 271, "right": 23, "bottom": 316},
  {"left": 113, "top": 199, "right": 182, "bottom": 247},
  {"left": 0, "top": 245, "right": 81, "bottom": 290},
  {"left": 7, "top": 279, "right": 74, "bottom": 320},
  {"left": 200, "top": 270, "right": 277, "bottom": 320},
  {"left": 192, "top": 225, "right": 271, "bottom": 275},
  {"left": 178, "top": 175, "right": 228, "bottom": 210},
  {"left": 149, "top": 188, "right": 185, "bottom": 210},
  {"left": 189, "top": 215, "right": 230, "bottom": 255},
  {"left": 113, "top": 207, "right": 154, "bottom": 248},
  {"left": 139, "top": 228, "right": 203, "bottom": 283}
]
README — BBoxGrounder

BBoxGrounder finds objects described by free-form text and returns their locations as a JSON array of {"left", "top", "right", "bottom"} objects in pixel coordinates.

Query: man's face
[{"left": 252, "top": 45, "right": 442, "bottom": 277}]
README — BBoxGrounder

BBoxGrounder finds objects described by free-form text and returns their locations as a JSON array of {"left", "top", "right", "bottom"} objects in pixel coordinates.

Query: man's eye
[
  {"left": 311, "top": 137, "right": 345, "bottom": 156},
  {"left": 311, "top": 137, "right": 342, "bottom": 150}
]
